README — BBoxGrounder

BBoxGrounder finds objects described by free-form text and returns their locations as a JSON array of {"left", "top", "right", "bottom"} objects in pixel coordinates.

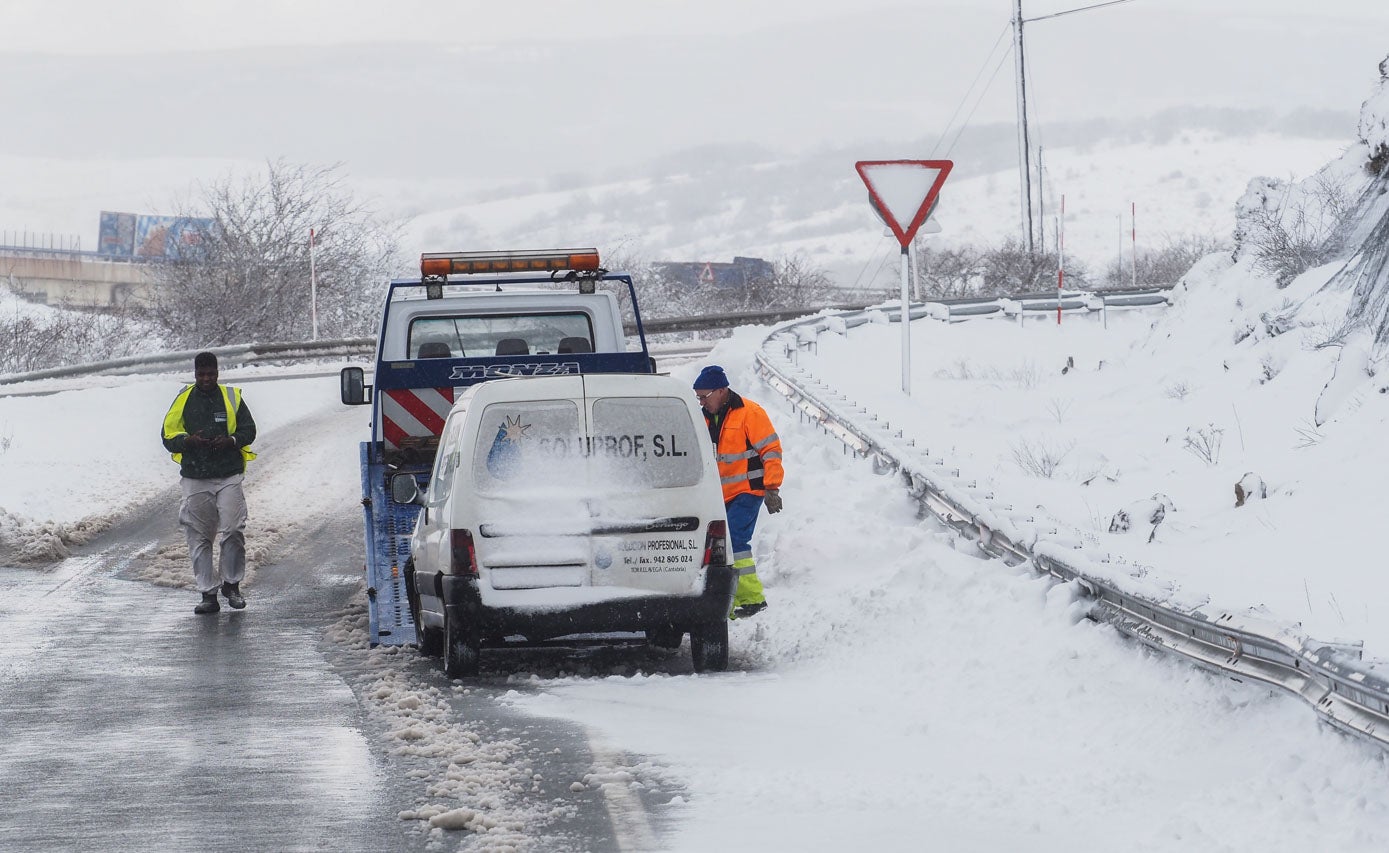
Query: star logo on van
[{"left": 500, "top": 415, "right": 531, "bottom": 443}]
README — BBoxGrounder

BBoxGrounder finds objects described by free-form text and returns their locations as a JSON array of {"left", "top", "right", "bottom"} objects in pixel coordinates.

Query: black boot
[
  {"left": 732, "top": 601, "right": 768, "bottom": 619},
  {"left": 194, "top": 591, "right": 220, "bottom": 614},
  {"left": 221, "top": 582, "right": 246, "bottom": 610}
]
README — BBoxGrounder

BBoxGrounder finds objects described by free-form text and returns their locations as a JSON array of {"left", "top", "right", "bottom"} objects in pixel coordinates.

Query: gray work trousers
[{"left": 179, "top": 474, "right": 248, "bottom": 594}]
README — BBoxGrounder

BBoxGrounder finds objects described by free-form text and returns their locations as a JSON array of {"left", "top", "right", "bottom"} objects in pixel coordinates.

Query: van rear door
[
  {"left": 468, "top": 385, "right": 591, "bottom": 592},
  {"left": 581, "top": 376, "right": 713, "bottom": 597}
]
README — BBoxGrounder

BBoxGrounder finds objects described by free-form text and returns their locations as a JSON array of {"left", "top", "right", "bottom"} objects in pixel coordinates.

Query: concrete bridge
[{"left": 0, "top": 247, "right": 155, "bottom": 307}]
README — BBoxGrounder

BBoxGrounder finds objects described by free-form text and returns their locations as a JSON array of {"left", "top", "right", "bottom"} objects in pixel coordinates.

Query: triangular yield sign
[{"left": 855, "top": 159, "right": 953, "bottom": 247}]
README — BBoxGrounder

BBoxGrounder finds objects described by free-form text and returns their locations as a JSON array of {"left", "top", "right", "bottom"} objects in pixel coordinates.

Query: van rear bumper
[{"left": 437, "top": 564, "right": 737, "bottom": 643}]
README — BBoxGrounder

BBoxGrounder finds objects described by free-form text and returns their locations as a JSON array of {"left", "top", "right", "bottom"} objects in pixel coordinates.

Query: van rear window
[
  {"left": 590, "top": 398, "right": 702, "bottom": 489},
  {"left": 472, "top": 401, "right": 584, "bottom": 493}
]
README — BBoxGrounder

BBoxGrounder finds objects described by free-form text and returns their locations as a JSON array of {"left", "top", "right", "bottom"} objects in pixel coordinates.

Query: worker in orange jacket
[{"left": 693, "top": 365, "right": 783, "bottom": 619}]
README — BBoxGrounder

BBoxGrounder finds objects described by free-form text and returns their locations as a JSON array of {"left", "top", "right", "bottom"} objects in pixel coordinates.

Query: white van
[{"left": 393, "top": 372, "right": 736, "bottom": 675}]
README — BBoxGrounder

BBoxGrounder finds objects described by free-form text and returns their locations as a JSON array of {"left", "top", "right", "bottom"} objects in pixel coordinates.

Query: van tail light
[
  {"left": 702, "top": 520, "right": 727, "bottom": 568},
  {"left": 449, "top": 528, "right": 479, "bottom": 576}
]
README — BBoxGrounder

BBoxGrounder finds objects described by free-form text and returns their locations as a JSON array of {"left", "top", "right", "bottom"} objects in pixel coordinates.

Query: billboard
[
  {"left": 97, "top": 212, "right": 137, "bottom": 257},
  {"left": 98, "top": 211, "right": 215, "bottom": 259}
]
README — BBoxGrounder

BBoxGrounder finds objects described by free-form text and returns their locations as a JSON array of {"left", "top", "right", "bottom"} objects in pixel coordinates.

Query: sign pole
[
  {"left": 854, "top": 158, "right": 954, "bottom": 399},
  {"left": 900, "top": 245, "right": 912, "bottom": 395},
  {"left": 309, "top": 227, "right": 319, "bottom": 341}
]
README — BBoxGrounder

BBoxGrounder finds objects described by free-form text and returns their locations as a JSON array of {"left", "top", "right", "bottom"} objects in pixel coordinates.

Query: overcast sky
[{"left": 1, "top": 1, "right": 1386, "bottom": 229}]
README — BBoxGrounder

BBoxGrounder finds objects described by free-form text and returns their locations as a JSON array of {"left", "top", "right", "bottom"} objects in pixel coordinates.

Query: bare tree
[
  {"left": 911, "top": 243, "right": 984, "bottom": 299},
  {"left": 0, "top": 285, "right": 153, "bottom": 374},
  {"left": 739, "top": 254, "right": 839, "bottom": 311},
  {"left": 1235, "top": 174, "right": 1353, "bottom": 288},
  {"left": 1100, "top": 232, "right": 1229, "bottom": 289},
  {"left": 144, "top": 160, "right": 400, "bottom": 348}
]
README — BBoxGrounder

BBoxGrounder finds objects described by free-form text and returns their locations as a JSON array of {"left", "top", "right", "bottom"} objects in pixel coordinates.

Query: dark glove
[
  {"left": 184, "top": 433, "right": 209, "bottom": 450},
  {"left": 210, "top": 435, "right": 236, "bottom": 450},
  {"left": 764, "top": 488, "right": 783, "bottom": 514}
]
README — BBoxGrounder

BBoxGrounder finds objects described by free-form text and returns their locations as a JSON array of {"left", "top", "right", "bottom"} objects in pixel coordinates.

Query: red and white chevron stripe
[{"left": 381, "top": 387, "right": 456, "bottom": 449}]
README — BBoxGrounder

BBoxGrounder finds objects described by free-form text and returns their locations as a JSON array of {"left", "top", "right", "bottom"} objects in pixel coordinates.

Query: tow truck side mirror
[
  {"left": 341, "top": 366, "right": 372, "bottom": 405},
  {"left": 390, "top": 473, "right": 425, "bottom": 506}
]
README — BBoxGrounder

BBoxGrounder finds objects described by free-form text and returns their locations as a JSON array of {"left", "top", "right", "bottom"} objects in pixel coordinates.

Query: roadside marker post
[{"left": 855, "top": 159, "right": 953, "bottom": 396}]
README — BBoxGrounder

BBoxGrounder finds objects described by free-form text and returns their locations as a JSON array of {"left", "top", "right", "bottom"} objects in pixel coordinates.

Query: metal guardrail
[
  {"left": 0, "top": 305, "right": 886, "bottom": 387},
  {"left": 753, "top": 294, "right": 1389, "bottom": 752},
  {"left": 0, "top": 338, "right": 375, "bottom": 386},
  {"left": 0, "top": 289, "right": 1166, "bottom": 386}
]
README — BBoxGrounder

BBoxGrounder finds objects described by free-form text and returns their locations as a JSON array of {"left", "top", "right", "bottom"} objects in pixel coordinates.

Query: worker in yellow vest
[
  {"left": 693, "top": 365, "right": 783, "bottom": 619},
  {"left": 160, "top": 351, "right": 257, "bottom": 614}
]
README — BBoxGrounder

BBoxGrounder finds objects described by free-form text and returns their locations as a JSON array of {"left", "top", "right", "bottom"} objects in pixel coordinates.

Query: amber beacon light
[{"left": 420, "top": 248, "right": 602, "bottom": 278}]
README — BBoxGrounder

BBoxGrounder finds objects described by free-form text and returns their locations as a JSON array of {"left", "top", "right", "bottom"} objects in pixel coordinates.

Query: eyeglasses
[{"left": 695, "top": 390, "right": 719, "bottom": 401}]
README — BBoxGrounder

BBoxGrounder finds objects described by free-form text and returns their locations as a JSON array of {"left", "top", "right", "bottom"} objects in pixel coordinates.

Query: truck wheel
[
  {"left": 689, "top": 619, "right": 729, "bottom": 673},
  {"left": 442, "top": 608, "right": 481, "bottom": 678}
]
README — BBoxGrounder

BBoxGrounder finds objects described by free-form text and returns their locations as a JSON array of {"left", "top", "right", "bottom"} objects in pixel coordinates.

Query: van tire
[
  {"left": 405, "top": 564, "right": 443, "bottom": 657},
  {"left": 690, "top": 619, "right": 729, "bottom": 673},
  {"left": 443, "top": 608, "right": 482, "bottom": 678}
]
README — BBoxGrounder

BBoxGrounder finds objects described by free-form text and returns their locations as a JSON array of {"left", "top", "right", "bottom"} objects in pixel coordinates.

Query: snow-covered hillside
[{"left": 0, "top": 124, "right": 1349, "bottom": 293}]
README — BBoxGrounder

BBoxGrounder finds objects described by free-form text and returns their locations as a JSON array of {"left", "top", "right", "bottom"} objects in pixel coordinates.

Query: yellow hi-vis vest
[{"left": 162, "top": 384, "right": 257, "bottom": 465}]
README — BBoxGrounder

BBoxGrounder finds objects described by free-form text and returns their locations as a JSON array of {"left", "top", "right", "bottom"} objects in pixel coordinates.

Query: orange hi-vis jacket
[{"left": 704, "top": 392, "right": 783, "bottom": 503}]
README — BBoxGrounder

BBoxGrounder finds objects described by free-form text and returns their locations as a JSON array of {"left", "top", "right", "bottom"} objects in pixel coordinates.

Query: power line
[{"left": 929, "top": 22, "right": 1012, "bottom": 158}]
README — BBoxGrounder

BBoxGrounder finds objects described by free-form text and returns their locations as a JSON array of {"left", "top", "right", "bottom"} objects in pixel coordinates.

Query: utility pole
[
  {"left": 1037, "top": 144, "right": 1045, "bottom": 252},
  {"left": 1012, "top": 0, "right": 1136, "bottom": 256},
  {"left": 1012, "top": 0, "right": 1034, "bottom": 255}
]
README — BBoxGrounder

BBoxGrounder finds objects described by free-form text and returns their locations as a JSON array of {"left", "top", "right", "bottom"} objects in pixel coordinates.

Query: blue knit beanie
[{"left": 693, "top": 365, "right": 730, "bottom": 390}]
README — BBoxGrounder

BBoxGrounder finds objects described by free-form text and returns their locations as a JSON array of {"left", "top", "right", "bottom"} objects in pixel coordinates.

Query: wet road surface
[
  {"left": 0, "top": 500, "right": 657, "bottom": 852},
  {"left": 0, "top": 505, "right": 420, "bottom": 852}
]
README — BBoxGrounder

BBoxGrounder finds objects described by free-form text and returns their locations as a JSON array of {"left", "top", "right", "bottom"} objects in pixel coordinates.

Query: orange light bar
[{"left": 420, "top": 248, "right": 601, "bottom": 277}]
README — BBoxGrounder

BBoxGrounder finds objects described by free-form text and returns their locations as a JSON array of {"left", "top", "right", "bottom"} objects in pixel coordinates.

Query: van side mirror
[
  {"left": 390, "top": 473, "right": 425, "bottom": 506},
  {"left": 341, "top": 366, "right": 372, "bottom": 405}
]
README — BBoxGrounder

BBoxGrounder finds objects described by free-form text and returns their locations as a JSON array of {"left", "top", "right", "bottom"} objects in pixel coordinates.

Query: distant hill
[{"left": 396, "top": 110, "right": 1352, "bottom": 290}]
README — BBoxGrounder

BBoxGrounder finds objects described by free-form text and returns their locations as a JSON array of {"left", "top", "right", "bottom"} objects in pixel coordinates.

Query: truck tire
[
  {"left": 689, "top": 619, "right": 729, "bottom": 673},
  {"left": 443, "top": 607, "right": 481, "bottom": 678}
]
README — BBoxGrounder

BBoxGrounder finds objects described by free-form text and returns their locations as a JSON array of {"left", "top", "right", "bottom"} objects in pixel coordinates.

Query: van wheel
[
  {"left": 647, "top": 626, "right": 683, "bottom": 650},
  {"left": 443, "top": 608, "right": 481, "bottom": 678},
  {"left": 405, "top": 564, "right": 442, "bottom": 657},
  {"left": 690, "top": 619, "right": 729, "bottom": 673},
  {"left": 418, "top": 623, "right": 443, "bottom": 658}
]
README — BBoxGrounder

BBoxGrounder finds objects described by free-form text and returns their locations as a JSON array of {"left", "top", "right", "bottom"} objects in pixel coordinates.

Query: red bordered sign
[{"left": 854, "top": 159, "right": 953, "bottom": 247}]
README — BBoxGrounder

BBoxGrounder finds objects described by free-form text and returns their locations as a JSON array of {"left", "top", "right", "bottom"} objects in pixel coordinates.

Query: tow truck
[{"left": 340, "top": 248, "right": 659, "bottom": 647}]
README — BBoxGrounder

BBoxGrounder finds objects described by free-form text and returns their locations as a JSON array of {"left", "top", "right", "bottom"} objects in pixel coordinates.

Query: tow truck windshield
[{"left": 409, "top": 312, "right": 596, "bottom": 358}]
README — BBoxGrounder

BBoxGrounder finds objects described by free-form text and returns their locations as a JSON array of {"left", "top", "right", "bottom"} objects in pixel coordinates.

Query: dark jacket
[{"left": 161, "top": 384, "right": 257, "bottom": 479}]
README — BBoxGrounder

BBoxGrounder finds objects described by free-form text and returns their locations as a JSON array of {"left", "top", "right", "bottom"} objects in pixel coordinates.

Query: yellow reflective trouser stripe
[{"left": 732, "top": 554, "right": 756, "bottom": 576}]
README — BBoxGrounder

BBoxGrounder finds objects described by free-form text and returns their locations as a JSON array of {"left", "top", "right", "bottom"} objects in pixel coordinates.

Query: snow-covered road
[{"left": 2, "top": 314, "right": 1388, "bottom": 850}]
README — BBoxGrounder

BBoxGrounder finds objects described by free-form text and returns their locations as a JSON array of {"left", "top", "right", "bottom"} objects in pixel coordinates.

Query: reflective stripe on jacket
[
  {"left": 704, "top": 391, "right": 783, "bottom": 503},
  {"left": 162, "top": 384, "right": 257, "bottom": 471}
]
